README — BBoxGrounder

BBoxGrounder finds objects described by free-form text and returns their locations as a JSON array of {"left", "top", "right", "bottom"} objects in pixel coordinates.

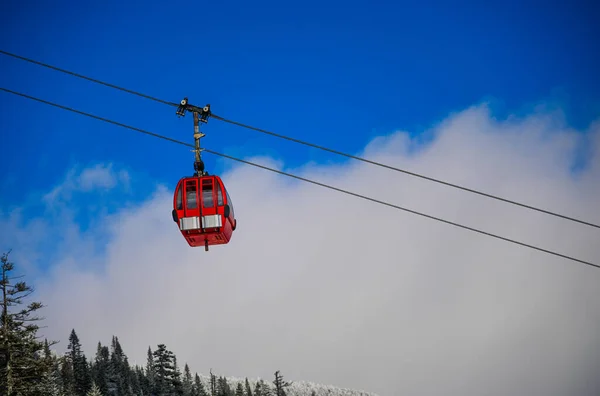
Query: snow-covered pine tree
[
  {"left": 69, "top": 329, "right": 92, "bottom": 395},
  {"left": 217, "top": 376, "right": 233, "bottom": 396},
  {"left": 245, "top": 378, "right": 253, "bottom": 396},
  {"left": 137, "top": 365, "right": 148, "bottom": 394},
  {"left": 172, "top": 355, "right": 184, "bottom": 394},
  {"left": 109, "top": 335, "right": 133, "bottom": 395},
  {"left": 86, "top": 381, "right": 103, "bottom": 396},
  {"left": 129, "top": 365, "right": 143, "bottom": 395},
  {"left": 153, "top": 344, "right": 178, "bottom": 394},
  {"left": 145, "top": 346, "right": 155, "bottom": 393},
  {"left": 122, "top": 354, "right": 135, "bottom": 395},
  {"left": 235, "top": 381, "right": 245, "bottom": 396},
  {"left": 40, "top": 339, "right": 62, "bottom": 395},
  {"left": 92, "top": 342, "right": 110, "bottom": 395},
  {"left": 273, "top": 371, "right": 291, "bottom": 396},
  {"left": 193, "top": 373, "right": 208, "bottom": 396},
  {"left": 254, "top": 380, "right": 262, "bottom": 396},
  {"left": 87, "top": 380, "right": 104, "bottom": 396},
  {"left": 0, "top": 251, "right": 57, "bottom": 395},
  {"left": 138, "top": 364, "right": 149, "bottom": 393},
  {"left": 60, "top": 352, "right": 76, "bottom": 395},
  {"left": 255, "top": 379, "right": 272, "bottom": 396},
  {"left": 183, "top": 363, "right": 193, "bottom": 396},
  {"left": 209, "top": 369, "right": 217, "bottom": 396}
]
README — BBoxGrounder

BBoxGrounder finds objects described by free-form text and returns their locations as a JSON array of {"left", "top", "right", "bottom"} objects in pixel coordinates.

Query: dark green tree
[
  {"left": 209, "top": 369, "right": 217, "bottom": 396},
  {"left": 122, "top": 354, "right": 134, "bottom": 395},
  {"left": 217, "top": 376, "right": 233, "bottom": 396},
  {"left": 261, "top": 379, "right": 273, "bottom": 396},
  {"left": 254, "top": 379, "right": 272, "bottom": 396},
  {"left": 108, "top": 335, "right": 133, "bottom": 395},
  {"left": 254, "top": 380, "right": 261, "bottom": 396},
  {"left": 145, "top": 345, "right": 154, "bottom": 393},
  {"left": 91, "top": 341, "right": 110, "bottom": 395},
  {"left": 172, "top": 356, "right": 184, "bottom": 394},
  {"left": 193, "top": 373, "right": 208, "bottom": 396},
  {"left": 129, "top": 365, "right": 142, "bottom": 395},
  {"left": 272, "top": 371, "right": 291, "bottom": 396},
  {"left": 138, "top": 364, "right": 149, "bottom": 395},
  {"left": 183, "top": 363, "right": 193, "bottom": 396},
  {"left": 0, "top": 250, "right": 57, "bottom": 395},
  {"left": 40, "top": 339, "right": 62, "bottom": 395},
  {"left": 153, "top": 343, "right": 177, "bottom": 394},
  {"left": 68, "top": 329, "right": 92, "bottom": 395},
  {"left": 87, "top": 381, "right": 103, "bottom": 396},
  {"left": 235, "top": 381, "right": 245, "bottom": 396},
  {"left": 245, "top": 378, "right": 253, "bottom": 396},
  {"left": 60, "top": 353, "right": 75, "bottom": 395}
]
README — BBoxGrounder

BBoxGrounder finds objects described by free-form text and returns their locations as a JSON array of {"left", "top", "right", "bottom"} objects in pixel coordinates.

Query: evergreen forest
[{"left": 0, "top": 251, "right": 376, "bottom": 396}]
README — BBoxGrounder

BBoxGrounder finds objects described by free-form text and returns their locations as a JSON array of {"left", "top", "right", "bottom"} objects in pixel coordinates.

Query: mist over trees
[{"left": 0, "top": 250, "right": 377, "bottom": 396}]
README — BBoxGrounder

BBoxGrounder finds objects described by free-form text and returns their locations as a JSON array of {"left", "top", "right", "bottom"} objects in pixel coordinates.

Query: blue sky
[
  {"left": 2, "top": 3, "right": 600, "bottom": 393},
  {"left": 1, "top": 0, "right": 599, "bottom": 261}
]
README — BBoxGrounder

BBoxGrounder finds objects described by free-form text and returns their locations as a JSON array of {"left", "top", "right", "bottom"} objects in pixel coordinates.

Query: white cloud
[
  {"left": 42, "top": 162, "right": 130, "bottom": 206},
  {"left": 4, "top": 102, "right": 600, "bottom": 396},
  {"left": 78, "top": 163, "right": 126, "bottom": 191}
]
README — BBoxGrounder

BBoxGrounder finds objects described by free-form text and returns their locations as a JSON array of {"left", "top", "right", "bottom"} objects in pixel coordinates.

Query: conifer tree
[
  {"left": 109, "top": 335, "right": 133, "bottom": 395},
  {"left": 209, "top": 369, "right": 217, "bottom": 396},
  {"left": 60, "top": 353, "right": 76, "bottom": 395},
  {"left": 69, "top": 329, "right": 92, "bottom": 395},
  {"left": 245, "top": 378, "right": 253, "bottom": 396},
  {"left": 40, "top": 339, "right": 62, "bottom": 395},
  {"left": 217, "top": 376, "right": 233, "bottom": 396},
  {"left": 129, "top": 365, "right": 142, "bottom": 395},
  {"left": 235, "top": 381, "right": 245, "bottom": 396},
  {"left": 92, "top": 342, "right": 110, "bottom": 395},
  {"left": 87, "top": 381, "right": 103, "bottom": 396},
  {"left": 254, "top": 380, "right": 261, "bottom": 396},
  {"left": 254, "top": 379, "right": 271, "bottom": 396},
  {"left": 183, "top": 363, "right": 193, "bottom": 396},
  {"left": 109, "top": 336, "right": 123, "bottom": 393},
  {"left": 140, "top": 364, "right": 149, "bottom": 393},
  {"left": 123, "top": 355, "right": 134, "bottom": 395},
  {"left": 153, "top": 344, "right": 178, "bottom": 394},
  {"left": 145, "top": 346, "right": 155, "bottom": 393},
  {"left": 272, "top": 371, "right": 291, "bottom": 396},
  {"left": 172, "top": 356, "right": 184, "bottom": 394},
  {"left": 0, "top": 250, "right": 57, "bottom": 395},
  {"left": 193, "top": 373, "right": 208, "bottom": 396},
  {"left": 257, "top": 379, "right": 272, "bottom": 396}
]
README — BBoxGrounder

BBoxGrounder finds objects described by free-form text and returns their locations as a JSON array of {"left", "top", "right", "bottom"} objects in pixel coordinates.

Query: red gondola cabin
[{"left": 172, "top": 175, "right": 237, "bottom": 250}]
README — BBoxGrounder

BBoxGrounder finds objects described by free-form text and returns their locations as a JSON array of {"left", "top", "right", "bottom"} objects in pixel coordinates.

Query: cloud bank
[{"left": 2, "top": 103, "right": 600, "bottom": 396}]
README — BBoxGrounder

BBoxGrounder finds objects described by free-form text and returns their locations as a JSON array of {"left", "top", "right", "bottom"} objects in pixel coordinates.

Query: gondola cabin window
[
  {"left": 202, "top": 179, "right": 214, "bottom": 208},
  {"left": 217, "top": 183, "right": 224, "bottom": 206},
  {"left": 186, "top": 180, "right": 197, "bottom": 209},
  {"left": 176, "top": 185, "right": 183, "bottom": 210},
  {"left": 226, "top": 188, "right": 234, "bottom": 219}
]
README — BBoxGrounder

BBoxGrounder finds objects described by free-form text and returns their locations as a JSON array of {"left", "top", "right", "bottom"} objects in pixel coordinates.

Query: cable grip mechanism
[{"left": 176, "top": 97, "right": 211, "bottom": 121}]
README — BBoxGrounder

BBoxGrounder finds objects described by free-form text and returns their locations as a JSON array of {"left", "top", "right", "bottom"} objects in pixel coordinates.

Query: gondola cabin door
[{"left": 173, "top": 176, "right": 235, "bottom": 250}]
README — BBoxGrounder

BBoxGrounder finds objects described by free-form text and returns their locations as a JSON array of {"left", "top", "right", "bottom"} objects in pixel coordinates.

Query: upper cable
[
  {"left": 1, "top": 86, "right": 598, "bottom": 270},
  {"left": 1, "top": 49, "right": 598, "bottom": 230}
]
